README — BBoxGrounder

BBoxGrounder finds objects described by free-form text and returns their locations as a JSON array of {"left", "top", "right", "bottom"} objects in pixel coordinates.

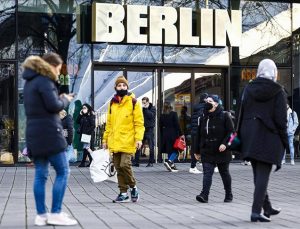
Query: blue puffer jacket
[{"left": 22, "top": 56, "right": 69, "bottom": 158}]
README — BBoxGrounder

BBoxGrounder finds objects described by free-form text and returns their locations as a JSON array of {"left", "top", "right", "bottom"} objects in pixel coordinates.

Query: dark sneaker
[
  {"left": 132, "top": 163, "right": 140, "bottom": 167},
  {"left": 131, "top": 188, "right": 139, "bottom": 202},
  {"left": 170, "top": 164, "right": 179, "bottom": 172},
  {"left": 196, "top": 193, "right": 208, "bottom": 203},
  {"left": 113, "top": 194, "right": 130, "bottom": 203},
  {"left": 78, "top": 163, "right": 85, "bottom": 168},
  {"left": 146, "top": 163, "right": 153, "bottom": 167},
  {"left": 163, "top": 161, "right": 172, "bottom": 171}
]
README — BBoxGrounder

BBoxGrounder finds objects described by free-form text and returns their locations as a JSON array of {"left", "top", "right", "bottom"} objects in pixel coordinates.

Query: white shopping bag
[{"left": 90, "top": 149, "right": 118, "bottom": 183}]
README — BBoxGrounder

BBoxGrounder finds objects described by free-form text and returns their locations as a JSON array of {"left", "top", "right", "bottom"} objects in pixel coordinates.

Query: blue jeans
[
  {"left": 33, "top": 151, "right": 69, "bottom": 214},
  {"left": 283, "top": 135, "right": 295, "bottom": 161}
]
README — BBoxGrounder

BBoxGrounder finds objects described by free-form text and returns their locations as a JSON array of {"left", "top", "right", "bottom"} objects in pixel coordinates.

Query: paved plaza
[{"left": 0, "top": 162, "right": 299, "bottom": 229}]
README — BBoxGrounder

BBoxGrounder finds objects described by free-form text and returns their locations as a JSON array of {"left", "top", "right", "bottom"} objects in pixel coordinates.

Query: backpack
[{"left": 109, "top": 97, "right": 137, "bottom": 114}]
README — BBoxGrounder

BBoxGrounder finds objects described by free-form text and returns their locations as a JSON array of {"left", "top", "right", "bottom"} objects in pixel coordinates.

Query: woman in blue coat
[{"left": 23, "top": 53, "right": 77, "bottom": 226}]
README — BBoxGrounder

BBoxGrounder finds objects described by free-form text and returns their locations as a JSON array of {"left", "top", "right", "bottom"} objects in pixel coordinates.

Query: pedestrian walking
[
  {"left": 190, "top": 93, "right": 208, "bottom": 174},
  {"left": 161, "top": 101, "right": 183, "bottom": 172},
  {"left": 22, "top": 53, "right": 77, "bottom": 226},
  {"left": 133, "top": 97, "right": 156, "bottom": 167},
  {"left": 195, "top": 95, "right": 234, "bottom": 203},
  {"left": 103, "top": 75, "right": 145, "bottom": 203},
  {"left": 59, "top": 110, "right": 75, "bottom": 163},
  {"left": 282, "top": 103, "right": 298, "bottom": 165},
  {"left": 239, "top": 59, "right": 287, "bottom": 222},
  {"left": 77, "top": 103, "right": 96, "bottom": 167}
]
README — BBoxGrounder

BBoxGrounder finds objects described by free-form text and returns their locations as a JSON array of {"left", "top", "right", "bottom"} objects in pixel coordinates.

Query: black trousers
[
  {"left": 190, "top": 135, "right": 198, "bottom": 168},
  {"left": 251, "top": 160, "right": 273, "bottom": 214},
  {"left": 201, "top": 162, "right": 232, "bottom": 197},
  {"left": 134, "top": 129, "right": 155, "bottom": 164},
  {"left": 80, "top": 148, "right": 93, "bottom": 165}
]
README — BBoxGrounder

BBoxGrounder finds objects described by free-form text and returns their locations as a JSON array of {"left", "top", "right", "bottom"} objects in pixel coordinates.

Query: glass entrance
[
  {"left": 92, "top": 63, "right": 228, "bottom": 163},
  {"left": 0, "top": 62, "right": 16, "bottom": 165}
]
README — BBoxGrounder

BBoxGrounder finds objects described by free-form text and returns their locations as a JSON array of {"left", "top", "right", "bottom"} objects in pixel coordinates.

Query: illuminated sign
[{"left": 91, "top": 3, "right": 242, "bottom": 47}]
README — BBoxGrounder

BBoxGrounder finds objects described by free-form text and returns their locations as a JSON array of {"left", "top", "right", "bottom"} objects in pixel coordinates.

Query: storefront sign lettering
[{"left": 92, "top": 3, "right": 242, "bottom": 47}]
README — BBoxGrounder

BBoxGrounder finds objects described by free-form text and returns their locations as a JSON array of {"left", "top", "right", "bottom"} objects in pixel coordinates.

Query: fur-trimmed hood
[{"left": 22, "top": 55, "right": 58, "bottom": 81}]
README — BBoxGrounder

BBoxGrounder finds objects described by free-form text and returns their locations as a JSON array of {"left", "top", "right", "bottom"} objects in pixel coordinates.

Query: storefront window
[
  {"left": 0, "top": 0, "right": 16, "bottom": 59},
  {"left": 239, "top": 1, "right": 292, "bottom": 65},
  {"left": 0, "top": 63, "right": 16, "bottom": 164}
]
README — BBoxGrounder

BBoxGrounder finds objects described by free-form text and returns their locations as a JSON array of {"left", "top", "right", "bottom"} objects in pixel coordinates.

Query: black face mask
[
  {"left": 204, "top": 102, "right": 213, "bottom": 111},
  {"left": 116, "top": 89, "right": 128, "bottom": 97}
]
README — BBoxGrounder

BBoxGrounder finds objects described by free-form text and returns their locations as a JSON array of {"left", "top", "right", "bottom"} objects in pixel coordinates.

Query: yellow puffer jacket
[{"left": 103, "top": 93, "right": 145, "bottom": 154}]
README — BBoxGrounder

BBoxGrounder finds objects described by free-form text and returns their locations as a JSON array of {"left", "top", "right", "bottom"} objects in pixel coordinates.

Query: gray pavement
[{"left": 0, "top": 162, "right": 299, "bottom": 229}]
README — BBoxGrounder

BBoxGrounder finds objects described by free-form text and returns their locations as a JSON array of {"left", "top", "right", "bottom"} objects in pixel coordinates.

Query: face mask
[
  {"left": 116, "top": 89, "right": 128, "bottom": 97},
  {"left": 205, "top": 102, "right": 213, "bottom": 111}
]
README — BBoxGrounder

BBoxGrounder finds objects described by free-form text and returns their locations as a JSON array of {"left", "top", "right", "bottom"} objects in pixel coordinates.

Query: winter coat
[
  {"left": 143, "top": 103, "right": 156, "bottom": 130},
  {"left": 62, "top": 114, "right": 74, "bottom": 145},
  {"left": 103, "top": 93, "right": 145, "bottom": 154},
  {"left": 191, "top": 103, "right": 205, "bottom": 136},
  {"left": 22, "top": 56, "right": 69, "bottom": 158},
  {"left": 160, "top": 111, "right": 182, "bottom": 154},
  {"left": 76, "top": 112, "right": 96, "bottom": 148},
  {"left": 240, "top": 77, "right": 288, "bottom": 167},
  {"left": 179, "top": 113, "right": 191, "bottom": 136},
  {"left": 287, "top": 108, "right": 299, "bottom": 136},
  {"left": 196, "top": 105, "right": 234, "bottom": 163}
]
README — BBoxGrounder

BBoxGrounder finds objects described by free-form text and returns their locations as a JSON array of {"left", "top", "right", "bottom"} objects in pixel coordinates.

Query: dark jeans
[
  {"left": 191, "top": 135, "right": 198, "bottom": 168},
  {"left": 80, "top": 148, "right": 93, "bottom": 165},
  {"left": 201, "top": 162, "right": 232, "bottom": 197},
  {"left": 251, "top": 160, "right": 273, "bottom": 214},
  {"left": 134, "top": 129, "right": 155, "bottom": 164}
]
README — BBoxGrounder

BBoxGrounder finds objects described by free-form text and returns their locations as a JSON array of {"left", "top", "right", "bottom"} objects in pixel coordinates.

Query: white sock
[{"left": 121, "top": 192, "right": 127, "bottom": 196}]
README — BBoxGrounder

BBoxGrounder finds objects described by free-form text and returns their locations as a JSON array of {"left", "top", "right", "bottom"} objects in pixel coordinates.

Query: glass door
[
  {"left": 161, "top": 70, "right": 192, "bottom": 162},
  {"left": 0, "top": 62, "right": 16, "bottom": 165}
]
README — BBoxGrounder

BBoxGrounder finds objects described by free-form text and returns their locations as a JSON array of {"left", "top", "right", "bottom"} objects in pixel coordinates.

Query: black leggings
[{"left": 251, "top": 160, "right": 273, "bottom": 214}]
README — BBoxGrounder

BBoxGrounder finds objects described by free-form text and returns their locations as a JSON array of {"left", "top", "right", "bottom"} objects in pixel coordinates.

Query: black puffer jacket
[
  {"left": 76, "top": 113, "right": 96, "bottom": 135},
  {"left": 22, "top": 56, "right": 69, "bottom": 158},
  {"left": 191, "top": 103, "right": 205, "bottom": 136},
  {"left": 196, "top": 105, "right": 234, "bottom": 163},
  {"left": 240, "top": 78, "right": 288, "bottom": 167},
  {"left": 62, "top": 114, "right": 74, "bottom": 145},
  {"left": 143, "top": 103, "right": 156, "bottom": 129}
]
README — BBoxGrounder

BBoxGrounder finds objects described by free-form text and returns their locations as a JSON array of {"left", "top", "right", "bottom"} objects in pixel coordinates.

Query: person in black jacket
[
  {"left": 59, "top": 110, "right": 74, "bottom": 162},
  {"left": 77, "top": 103, "right": 96, "bottom": 167},
  {"left": 195, "top": 95, "right": 234, "bottom": 203},
  {"left": 133, "top": 97, "right": 156, "bottom": 167},
  {"left": 190, "top": 93, "right": 208, "bottom": 174},
  {"left": 239, "top": 59, "right": 287, "bottom": 222},
  {"left": 161, "top": 101, "right": 183, "bottom": 172},
  {"left": 22, "top": 53, "right": 77, "bottom": 226}
]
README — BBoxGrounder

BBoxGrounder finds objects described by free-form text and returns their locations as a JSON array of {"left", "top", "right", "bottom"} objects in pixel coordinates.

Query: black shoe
[
  {"left": 251, "top": 213, "right": 271, "bottom": 222},
  {"left": 196, "top": 194, "right": 208, "bottom": 203},
  {"left": 264, "top": 208, "right": 281, "bottom": 218},
  {"left": 132, "top": 163, "right": 140, "bottom": 167},
  {"left": 86, "top": 163, "right": 91, "bottom": 167},
  {"left": 146, "top": 163, "right": 153, "bottom": 167},
  {"left": 78, "top": 163, "right": 85, "bottom": 168},
  {"left": 224, "top": 193, "right": 233, "bottom": 203}
]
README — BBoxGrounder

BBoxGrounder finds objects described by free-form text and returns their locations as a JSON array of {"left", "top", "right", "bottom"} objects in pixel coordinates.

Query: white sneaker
[
  {"left": 189, "top": 167, "right": 202, "bottom": 174},
  {"left": 47, "top": 212, "right": 78, "bottom": 226},
  {"left": 282, "top": 160, "right": 286, "bottom": 165},
  {"left": 291, "top": 160, "right": 295, "bottom": 165},
  {"left": 34, "top": 214, "right": 48, "bottom": 226},
  {"left": 214, "top": 167, "right": 219, "bottom": 173}
]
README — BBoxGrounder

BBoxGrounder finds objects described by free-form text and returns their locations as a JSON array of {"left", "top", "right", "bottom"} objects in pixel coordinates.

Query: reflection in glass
[
  {"left": 0, "top": 1, "right": 16, "bottom": 59},
  {"left": 0, "top": 63, "right": 15, "bottom": 164}
]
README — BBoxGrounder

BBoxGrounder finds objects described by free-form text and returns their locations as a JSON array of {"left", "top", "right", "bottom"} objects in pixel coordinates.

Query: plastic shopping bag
[{"left": 90, "top": 149, "right": 117, "bottom": 183}]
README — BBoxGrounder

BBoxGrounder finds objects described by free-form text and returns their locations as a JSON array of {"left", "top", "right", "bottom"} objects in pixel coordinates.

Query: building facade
[{"left": 0, "top": 0, "right": 300, "bottom": 165}]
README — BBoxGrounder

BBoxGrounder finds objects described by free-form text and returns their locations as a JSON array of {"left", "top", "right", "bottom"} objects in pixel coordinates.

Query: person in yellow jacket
[{"left": 103, "top": 76, "right": 145, "bottom": 203}]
